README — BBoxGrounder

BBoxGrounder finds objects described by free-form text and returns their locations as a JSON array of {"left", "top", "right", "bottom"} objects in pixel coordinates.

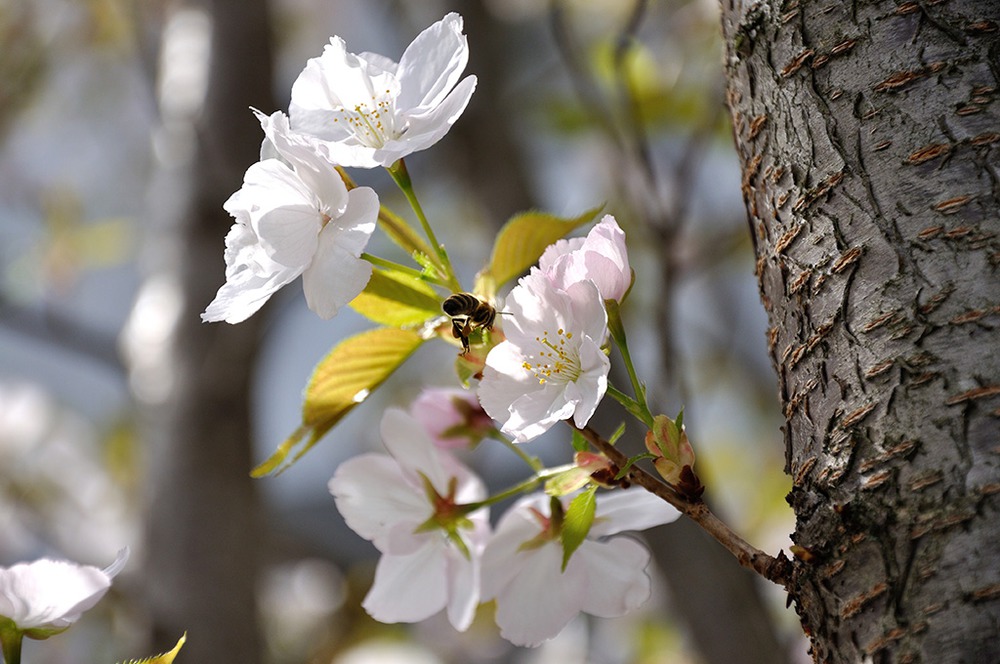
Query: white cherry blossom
[
  {"left": 478, "top": 270, "right": 610, "bottom": 443},
  {"left": 481, "top": 490, "right": 677, "bottom": 647},
  {"left": 0, "top": 548, "right": 128, "bottom": 638},
  {"left": 289, "top": 13, "right": 477, "bottom": 168},
  {"left": 202, "top": 113, "right": 378, "bottom": 323},
  {"left": 328, "top": 409, "right": 489, "bottom": 631},
  {"left": 539, "top": 214, "right": 632, "bottom": 303}
]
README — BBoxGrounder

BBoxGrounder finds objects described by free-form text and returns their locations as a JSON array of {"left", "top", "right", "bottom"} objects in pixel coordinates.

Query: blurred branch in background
[
  {"left": 0, "top": 294, "right": 122, "bottom": 371},
  {"left": 122, "top": 0, "right": 275, "bottom": 660},
  {"left": 444, "top": 0, "right": 538, "bottom": 224}
]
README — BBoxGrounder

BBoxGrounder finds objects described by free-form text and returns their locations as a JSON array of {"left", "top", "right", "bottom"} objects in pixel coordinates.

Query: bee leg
[
  {"left": 451, "top": 319, "right": 472, "bottom": 355},
  {"left": 460, "top": 322, "right": 472, "bottom": 355}
]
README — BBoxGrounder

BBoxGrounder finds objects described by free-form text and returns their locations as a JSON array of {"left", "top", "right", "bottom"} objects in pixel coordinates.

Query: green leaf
[
  {"left": 377, "top": 206, "right": 434, "bottom": 260},
  {"left": 483, "top": 206, "right": 603, "bottom": 289},
  {"left": 608, "top": 421, "right": 627, "bottom": 445},
  {"left": 252, "top": 328, "right": 424, "bottom": 476},
  {"left": 561, "top": 485, "right": 598, "bottom": 571},
  {"left": 350, "top": 268, "right": 442, "bottom": 327},
  {"left": 615, "top": 453, "right": 655, "bottom": 480},
  {"left": 571, "top": 429, "right": 588, "bottom": 453}
]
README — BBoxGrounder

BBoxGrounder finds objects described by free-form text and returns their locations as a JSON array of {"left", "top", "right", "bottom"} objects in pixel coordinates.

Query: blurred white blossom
[{"left": 0, "top": 548, "right": 128, "bottom": 638}]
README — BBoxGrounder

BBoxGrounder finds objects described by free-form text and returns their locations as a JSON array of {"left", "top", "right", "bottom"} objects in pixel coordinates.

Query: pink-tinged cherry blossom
[
  {"left": 328, "top": 408, "right": 489, "bottom": 631},
  {"left": 289, "top": 13, "right": 477, "bottom": 168},
  {"left": 481, "top": 490, "right": 678, "bottom": 647},
  {"left": 409, "top": 387, "right": 494, "bottom": 449},
  {"left": 201, "top": 112, "right": 378, "bottom": 324},
  {"left": 539, "top": 214, "right": 632, "bottom": 303},
  {"left": 478, "top": 270, "right": 610, "bottom": 443}
]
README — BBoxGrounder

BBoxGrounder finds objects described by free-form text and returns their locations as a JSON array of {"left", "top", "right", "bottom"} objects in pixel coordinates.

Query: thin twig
[
  {"left": 548, "top": 0, "right": 619, "bottom": 139},
  {"left": 0, "top": 295, "right": 123, "bottom": 371},
  {"left": 612, "top": 0, "right": 657, "bottom": 187},
  {"left": 576, "top": 424, "right": 793, "bottom": 588}
]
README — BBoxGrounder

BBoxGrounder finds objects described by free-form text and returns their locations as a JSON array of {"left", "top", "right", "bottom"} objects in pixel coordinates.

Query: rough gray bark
[
  {"left": 128, "top": 0, "right": 275, "bottom": 660},
  {"left": 720, "top": 1, "right": 1000, "bottom": 662}
]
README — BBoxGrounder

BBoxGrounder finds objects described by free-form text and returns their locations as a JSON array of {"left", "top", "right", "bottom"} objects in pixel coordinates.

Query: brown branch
[{"left": 576, "top": 424, "right": 793, "bottom": 588}]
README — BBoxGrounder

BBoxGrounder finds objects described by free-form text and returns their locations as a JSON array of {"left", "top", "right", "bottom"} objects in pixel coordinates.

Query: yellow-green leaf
[
  {"left": 117, "top": 632, "right": 186, "bottom": 664},
  {"left": 350, "top": 268, "right": 442, "bottom": 327},
  {"left": 377, "top": 206, "right": 435, "bottom": 260},
  {"left": 483, "top": 205, "right": 603, "bottom": 290},
  {"left": 252, "top": 328, "right": 424, "bottom": 476},
  {"left": 561, "top": 486, "right": 597, "bottom": 571}
]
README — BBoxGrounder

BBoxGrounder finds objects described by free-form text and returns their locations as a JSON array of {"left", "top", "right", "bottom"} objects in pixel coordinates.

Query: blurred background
[{"left": 0, "top": 0, "right": 805, "bottom": 662}]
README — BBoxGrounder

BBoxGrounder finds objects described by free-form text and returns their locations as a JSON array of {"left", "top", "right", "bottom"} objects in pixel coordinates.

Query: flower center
[
  {"left": 522, "top": 328, "right": 581, "bottom": 385},
  {"left": 332, "top": 89, "right": 401, "bottom": 148}
]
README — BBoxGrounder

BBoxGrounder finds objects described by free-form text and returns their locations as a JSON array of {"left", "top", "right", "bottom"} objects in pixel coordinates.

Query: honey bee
[{"left": 442, "top": 293, "right": 497, "bottom": 355}]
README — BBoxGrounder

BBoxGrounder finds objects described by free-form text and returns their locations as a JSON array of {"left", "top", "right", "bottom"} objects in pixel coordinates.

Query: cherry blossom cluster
[
  {"left": 479, "top": 214, "right": 630, "bottom": 443},
  {"left": 199, "top": 12, "right": 698, "bottom": 650},
  {"left": 329, "top": 407, "right": 677, "bottom": 647},
  {"left": 202, "top": 13, "right": 476, "bottom": 323}
]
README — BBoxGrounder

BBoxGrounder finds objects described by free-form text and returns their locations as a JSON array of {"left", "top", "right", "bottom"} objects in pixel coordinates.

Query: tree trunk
[
  {"left": 126, "top": 0, "right": 275, "bottom": 660},
  {"left": 720, "top": 1, "right": 1000, "bottom": 662}
]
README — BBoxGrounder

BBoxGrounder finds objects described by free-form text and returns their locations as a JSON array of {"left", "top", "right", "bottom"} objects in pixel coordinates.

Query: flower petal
[
  {"left": 292, "top": 36, "right": 398, "bottom": 114},
  {"left": 328, "top": 454, "right": 429, "bottom": 549},
  {"left": 201, "top": 223, "right": 303, "bottom": 323},
  {"left": 562, "top": 279, "right": 608, "bottom": 344},
  {"left": 445, "top": 541, "right": 481, "bottom": 631},
  {"left": 300, "top": 230, "right": 371, "bottom": 319},
  {"left": 543, "top": 214, "right": 631, "bottom": 302},
  {"left": 575, "top": 537, "right": 652, "bottom": 618},
  {"left": 568, "top": 338, "right": 609, "bottom": 428},
  {"left": 491, "top": 543, "right": 584, "bottom": 647},
  {"left": 373, "top": 75, "right": 477, "bottom": 165},
  {"left": 0, "top": 558, "right": 115, "bottom": 630},
  {"left": 538, "top": 236, "right": 585, "bottom": 273},
  {"left": 480, "top": 495, "right": 547, "bottom": 600},
  {"left": 378, "top": 408, "right": 454, "bottom": 494},
  {"left": 332, "top": 186, "right": 380, "bottom": 256},
  {"left": 254, "top": 109, "right": 351, "bottom": 214},
  {"left": 396, "top": 12, "right": 470, "bottom": 111},
  {"left": 361, "top": 540, "right": 448, "bottom": 624},
  {"left": 589, "top": 488, "right": 680, "bottom": 537},
  {"left": 503, "top": 382, "right": 576, "bottom": 442}
]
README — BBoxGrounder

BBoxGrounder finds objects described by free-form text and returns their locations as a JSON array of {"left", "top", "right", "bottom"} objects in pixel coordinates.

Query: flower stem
[
  {"left": 463, "top": 475, "right": 540, "bottom": 512},
  {"left": 0, "top": 629, "right": 22, "bottom": 664},
  {"left": 386, "top": 159, "right": 461, "bottom": 291},
  {"left": 488, "top": 429, "right": 543, "bottom": 472},
  {"left": 337, "top": 166, "right": 436, "bottom": 262},
  {"left": 604, "top": 299, "right": 654, "bottom": 428},
  {"left": 607, "top": 383, "right": 654, "bottom": 429},
  {"left": 361, "top": 253, "right": 448, "bottom": 286},
  {"left": 377, "top": 206, "right": 437, "bottom": 261},
  {"left": 462, "top": 464, "right": 576, "bottom": 512}
]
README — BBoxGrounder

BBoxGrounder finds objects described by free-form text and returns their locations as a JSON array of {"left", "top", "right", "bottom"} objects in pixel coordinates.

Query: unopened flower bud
[
  {"left": 411, "top": 387, "right": 494, "bottom": 449},
  {"left": 645, "top": 414, "right": 696, "bottom": 488}
]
